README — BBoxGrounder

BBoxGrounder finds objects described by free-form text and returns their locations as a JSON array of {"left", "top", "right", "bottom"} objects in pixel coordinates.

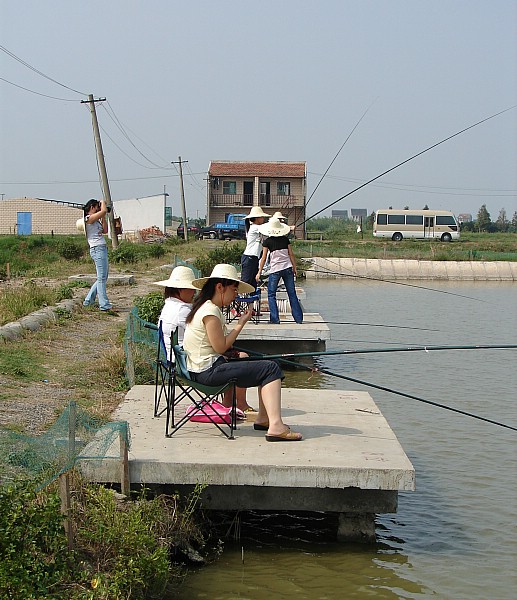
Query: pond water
[{"left": 173, "top": 279, "right": 517, "bottom": 599}]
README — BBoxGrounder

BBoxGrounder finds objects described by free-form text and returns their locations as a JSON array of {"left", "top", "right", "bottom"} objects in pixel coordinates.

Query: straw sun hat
[
  {"left": 191, "top": 264, "right": 254, "bottom": 294},
  {"left": 153, "top": 266, "right": 198, "bottom": 289},
  {"left": 245, "top": 206, "right": 270, "bottom": 220},
  {"left": 76, "top": 217, "right": 86, "bottom": 236},
  {"left": 272, "top": 211, "right": 287, "bottom": 221},
  {"left": 258, "top": 216, "right": 291, "bottom": 237}
]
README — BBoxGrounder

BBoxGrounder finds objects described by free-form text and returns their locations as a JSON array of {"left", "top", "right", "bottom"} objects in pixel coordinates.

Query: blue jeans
[
  {"left": 84, "top": 245, "right": 112, "bottom": 310},
  {"left": 267, "top": 267, "right": 303, "bottom": 324}
]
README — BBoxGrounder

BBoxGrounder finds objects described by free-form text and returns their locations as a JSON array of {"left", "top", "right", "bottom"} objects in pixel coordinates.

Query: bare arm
[
  {"left": 256, "top": 246, "right": 269, "bottom": 281},
  {"left": 86, "top": 200, "right": 108, "bottom": 233},
  {"left": 288, "top": 245, "right": 297, "bottom": 276},
  {"left": 204, "top": 311, "right": 252, "bottom": 354}
]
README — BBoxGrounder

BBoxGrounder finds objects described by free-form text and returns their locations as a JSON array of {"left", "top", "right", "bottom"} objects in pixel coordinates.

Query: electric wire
[
  {"left": 0, "top": 44, "right": 87, "bottom": 96},
  {"left": 0, "top": 76, "right": 78, "bottom": 101}
]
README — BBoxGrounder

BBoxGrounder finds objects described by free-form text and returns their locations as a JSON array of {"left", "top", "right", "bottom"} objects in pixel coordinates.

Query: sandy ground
[{"left": 0, "top": 274, "right": 159, "bottom": 434}]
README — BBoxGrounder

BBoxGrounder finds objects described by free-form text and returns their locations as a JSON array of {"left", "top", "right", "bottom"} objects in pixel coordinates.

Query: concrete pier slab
[
  {"left": 79, "top": 386, "right": 415, "bottom": 516},
  {"left": 68, "top": 274, "right": 135, "bottom": 285}
]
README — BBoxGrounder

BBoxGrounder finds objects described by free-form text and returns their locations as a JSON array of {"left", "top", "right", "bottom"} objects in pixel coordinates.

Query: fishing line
[
  {"left": 233, "top": 347, "right": 517, "bottom": 432},
  {"left": 300, "top": 104, "right": 517, "bottom": 225},
  {"left": 303, "top": 266, "right": 486, "bottom": 302},
  {"left": 304, "top": 99, "right": 377, "bottom": 211}
]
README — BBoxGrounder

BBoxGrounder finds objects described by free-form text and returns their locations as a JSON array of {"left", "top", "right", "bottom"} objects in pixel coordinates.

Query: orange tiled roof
[{"left": 209, "top": 161, "right": 306, "bottom": 178}]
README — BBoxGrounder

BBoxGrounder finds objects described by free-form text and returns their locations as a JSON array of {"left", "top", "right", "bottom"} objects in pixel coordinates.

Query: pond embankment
[{"left": 305, "top": 258, "right": 517, "bottom": 281}]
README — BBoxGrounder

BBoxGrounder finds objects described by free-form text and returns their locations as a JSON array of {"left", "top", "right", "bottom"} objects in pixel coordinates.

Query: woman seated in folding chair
[
  {"left": 153, "top": 266, "right": 198, "bottom": 349},
  {"left": 154, "top": 265, "right": 255, "bottom": 414},
  {"left": 183, "top": 264, "right": 302, "bottom": 442}
]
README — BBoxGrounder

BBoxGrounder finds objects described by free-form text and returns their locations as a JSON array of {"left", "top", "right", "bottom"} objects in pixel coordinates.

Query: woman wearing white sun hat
[
  {"left": 153, "top": 266, "right": 198, "bottom": 350},
  {"left": 240, "top": 206, "right": 270, "bottom": 289},
  {"left": 183, "top": 264, "right": 302, "bottom": 441},
  {"left": 256, "top": 217, "right": 303, "bottom": 325}
]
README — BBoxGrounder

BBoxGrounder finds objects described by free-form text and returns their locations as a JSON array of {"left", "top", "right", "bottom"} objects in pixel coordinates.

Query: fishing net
[
  {"left": 0, "top": 402, "right": 130, "bottom": 488},
  {"left": 124, "top": 306, "right": 160, "bottom": 388}
]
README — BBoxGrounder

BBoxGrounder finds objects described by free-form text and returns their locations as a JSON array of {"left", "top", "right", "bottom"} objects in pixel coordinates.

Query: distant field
[{"left": 0, "top": 232, "right": 516, "bottom": 281}]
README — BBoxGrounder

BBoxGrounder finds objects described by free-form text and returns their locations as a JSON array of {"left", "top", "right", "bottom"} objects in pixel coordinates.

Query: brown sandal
[{"left": 265, "top": 427, "right": 302, "bottom": 442}]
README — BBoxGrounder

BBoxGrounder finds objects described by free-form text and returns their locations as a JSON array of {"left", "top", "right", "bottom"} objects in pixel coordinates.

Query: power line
[
  {"left": 0, "top": 44, "right": 87, "bottom": 96},
  {"left": 0, "top": 76, "right": 78, "bottom": 101}
]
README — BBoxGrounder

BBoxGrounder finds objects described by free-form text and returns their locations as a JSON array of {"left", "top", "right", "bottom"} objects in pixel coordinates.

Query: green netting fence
[{"left": 0, "top": 401, "right": 130, "bottom": 489}]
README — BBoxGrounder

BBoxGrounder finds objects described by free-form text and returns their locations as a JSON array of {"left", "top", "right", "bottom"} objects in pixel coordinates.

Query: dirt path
[{"left": 0, "top": 274, "right": 159, "bottom": 434}]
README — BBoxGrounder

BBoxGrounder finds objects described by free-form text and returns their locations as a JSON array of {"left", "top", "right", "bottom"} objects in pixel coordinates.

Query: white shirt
[
  {"left": 243, "top": 223, "right": 263, "bottom": 258},
  {"left": 85, "top": 217, "right": 106, "bottom": 248},
  {"left": 158, "top": 297, "right": 191, "bottom": 355}
]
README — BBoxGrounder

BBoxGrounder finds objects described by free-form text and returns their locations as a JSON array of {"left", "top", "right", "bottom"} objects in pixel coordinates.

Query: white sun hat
[
  {"left": 153, "top": 265, "right": 198, "bottom": 289},
  {"left": 245, "top": 206, "right": 270, "bottom": 220},
  {"left": 272, "top": 211, "right": 287, "bottom": 221},
  {"left": 258, "top": 216, "right": 291, "bottom": 237},
  {"left": 76, "top": 217, "right": 87, "bottom": 236},
  {"left": 191, "top": 263, "right": 255, "bottom": 294}
]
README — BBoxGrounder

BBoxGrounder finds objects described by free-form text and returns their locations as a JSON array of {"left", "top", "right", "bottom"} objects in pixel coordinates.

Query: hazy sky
[{"left": 1, "top": 0, "right": 516, "bottom": 222}]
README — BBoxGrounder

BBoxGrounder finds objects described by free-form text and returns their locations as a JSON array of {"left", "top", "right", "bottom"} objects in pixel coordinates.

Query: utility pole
[
  {"left": 81, "top": 94, "right": 119, "bottom": 248},
  {"left": 172, "top": 157, "right": 188, "bottom": 241}
]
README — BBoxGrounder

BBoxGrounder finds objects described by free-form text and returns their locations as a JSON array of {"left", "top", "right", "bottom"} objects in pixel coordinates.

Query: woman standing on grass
[
  {"left": 183, "top": 263, "right": 302, "bottom": 441},
  {"left": 78, "top": 199, "right": 113, "bottom": 312}
]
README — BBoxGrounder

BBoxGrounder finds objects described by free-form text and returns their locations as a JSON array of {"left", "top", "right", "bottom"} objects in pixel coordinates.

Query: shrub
[
  {"left": 134, "top": 291, "right": 164, "bottom": 324},
  {"left": 147, "top": 243, "right": 166, "bottom": 258},
  {"left": 194, "top": 243, "right": 244, "bottom": 276},
  {"left": 110, "top": 241, "right": 140, "bottom": 264},
  {"left": 57, "top": 240, "right": 84, "bottom": 261}
]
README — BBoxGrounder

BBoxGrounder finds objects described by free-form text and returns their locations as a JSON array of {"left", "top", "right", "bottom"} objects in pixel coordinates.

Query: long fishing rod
[
  {"left": 233, "top": 347, "right": 517, "bottom": 432},
  {"left": 234, "top": 343, "right": 517, "bottom": 361},
  {"left": 304, "top": 100, "right": 377, "bottom": 211},
  {"left": 300, "top": 104, "right": 516, "bottom": 226},
  {"left": 249, "top": 317, "right": 438, "bottom": 332},
  {"left": 303, "top": 266, "right": 485, "bottom": 302}
]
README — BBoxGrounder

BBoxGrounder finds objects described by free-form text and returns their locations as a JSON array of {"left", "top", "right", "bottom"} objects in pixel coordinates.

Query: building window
[
  {"left": 223, "top": 181, "right": 237, "bottom": 195},
  {"left": 277, "top": 182, "right": 290, "bottom": 196}
]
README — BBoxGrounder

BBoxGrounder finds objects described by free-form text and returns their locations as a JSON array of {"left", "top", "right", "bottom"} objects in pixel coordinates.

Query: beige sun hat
[
  {"left": 153, "top": 266, "right": 198, "bottom": 289},
  {"left": 272, "top": 211, "right": 287, "bottom": 222},
  {"left": 191, "top": 263, "right": 255, "bottom": 294},
  {"left": 76, "top": 217, "right": 86, "bottom": 236},
  {"left": 245, "top": 206, "right": 270, "bottom": 220},
  {"left": 258, "top": 216, "right": 291, "bottom": 237}
]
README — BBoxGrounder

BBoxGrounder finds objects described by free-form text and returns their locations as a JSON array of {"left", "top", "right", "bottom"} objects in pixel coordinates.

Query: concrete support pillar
[{"left": 337, "top": 512, "right": 376, "bottom": 542}]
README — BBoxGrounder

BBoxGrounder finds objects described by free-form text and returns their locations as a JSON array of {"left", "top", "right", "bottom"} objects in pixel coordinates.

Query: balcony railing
[{"left": 209, "top": 194, "right": 304, "bottom": 208}]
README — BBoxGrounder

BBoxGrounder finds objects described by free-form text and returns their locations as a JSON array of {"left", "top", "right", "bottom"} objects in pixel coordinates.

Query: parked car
[
  {"left": 200, "top": 213, "right": 247, "bottom": 240},
  {"left": 176, "top": 223, "right": 201, "bottom": 238}
]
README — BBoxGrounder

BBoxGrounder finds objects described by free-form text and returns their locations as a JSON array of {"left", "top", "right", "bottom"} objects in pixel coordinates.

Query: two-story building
[{"left": 207, "top": 161, "right": 306, "bottom": 238}]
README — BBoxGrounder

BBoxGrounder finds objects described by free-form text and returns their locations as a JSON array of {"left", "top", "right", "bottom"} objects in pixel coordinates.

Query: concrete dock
[{"left": 79, "top": 385, "right": 415, "bottom": 540}]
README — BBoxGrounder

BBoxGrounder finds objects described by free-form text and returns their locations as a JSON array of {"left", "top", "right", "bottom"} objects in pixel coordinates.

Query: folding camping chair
[
  {"left": 166, "top": 344, "right": 238, "bottom": 439},
  {"left": 151, "top": 322, "right": 179, "bottom": 418},
  {"left": 225, "top": 288, "right": 262, "bottom": 325}
]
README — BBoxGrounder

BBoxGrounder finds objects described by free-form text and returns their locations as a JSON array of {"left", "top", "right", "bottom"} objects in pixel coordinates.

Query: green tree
[
  {"left": 495, "top": 208, "right": 509, "bottom": 232},
  {"left": 476, "top": 204, "right": 491, "bottom": 232},
  {"left": 512, "top": 211, "right": 517, "bottom": 230}
]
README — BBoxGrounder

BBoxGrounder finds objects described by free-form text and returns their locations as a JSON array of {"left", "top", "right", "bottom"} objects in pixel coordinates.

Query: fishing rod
[
  {"left": 248, "top": 317, "right": 438, "bottom": 332},
  {"left": 234, "top": 343, "right": 517, "bottom": 361},
  {"left": 300, "top": 104, "right": 516, "bottom": 226},
  {"left": 304, "top": 100, "right": 377, "bottom": 211},
  {"left": 233, "top": 346, "right": 517, "bottom": 432},
  {"left": 303, "top": 266, "right": 486, "bottom": 302}
]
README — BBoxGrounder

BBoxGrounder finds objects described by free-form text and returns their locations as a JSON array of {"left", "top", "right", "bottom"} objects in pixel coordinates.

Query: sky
[{"left": 1, "top": 0, "right": 516, "bottom": 223}]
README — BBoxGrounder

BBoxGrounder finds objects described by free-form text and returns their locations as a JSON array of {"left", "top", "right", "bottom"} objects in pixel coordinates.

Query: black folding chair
[
  {"left": 166, "top": 345, "right": 238, "bottom": 439},
  {"left": 149, "top": 322, "right": 179, "bottom": 418},
  {"left": 225, "top": 288, "right": 262, "bottom": 324}
]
